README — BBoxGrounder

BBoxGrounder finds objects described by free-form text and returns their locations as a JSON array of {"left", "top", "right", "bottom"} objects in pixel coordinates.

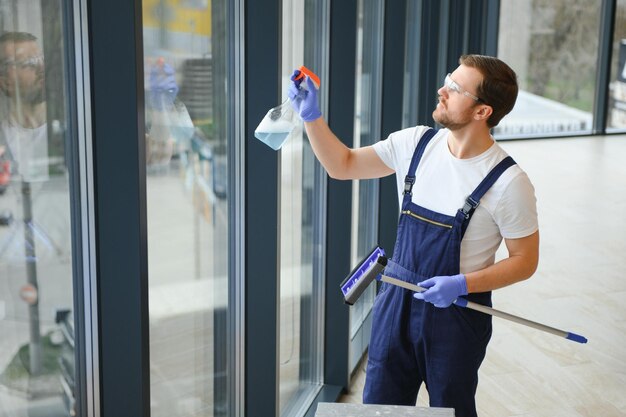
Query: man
[
  {"left": 288, "top": 55, "right": 539, "bottom": 417},
  {"left": 0, "top": 31, "right": 48, "bottom": 183}
]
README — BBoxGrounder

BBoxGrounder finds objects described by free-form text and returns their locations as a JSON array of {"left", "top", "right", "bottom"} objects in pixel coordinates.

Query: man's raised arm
[{"left": 289, "top": 72, "right": 393, "bottom": 181}]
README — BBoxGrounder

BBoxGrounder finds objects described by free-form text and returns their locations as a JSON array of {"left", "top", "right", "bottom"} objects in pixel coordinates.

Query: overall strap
[
  {"left": 403, "top": 128, "right": 438, "bottom": 198},
  {"left": 457, "top": 156, "right": 516, "bottom": 234}
]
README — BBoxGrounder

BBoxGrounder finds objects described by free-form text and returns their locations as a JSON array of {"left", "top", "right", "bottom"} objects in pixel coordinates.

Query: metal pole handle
[{"left": 380, "top": 275, "right": 587, "bottom": 344}]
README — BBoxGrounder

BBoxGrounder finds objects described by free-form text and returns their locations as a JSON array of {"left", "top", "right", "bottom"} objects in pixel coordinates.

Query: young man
[{"left": 288, "top": 55, "right": 539, "bottom": 417}]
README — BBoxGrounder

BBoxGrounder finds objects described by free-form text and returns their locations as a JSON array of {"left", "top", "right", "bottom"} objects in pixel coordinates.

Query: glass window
[
  {"left": 0, "top": 1, "right": 78, "bottom": 416},
  {"left": 279, "top": 0, "right": 326, "bottom": 415},
  {"left": 142, "top": 0, "right": 234, "bottom": 415},
  {"left": 607, "top": 0, "right": 626, "bottom": 132},
  {"left": 497, "top": 0, "right": 602, "bottom": 138},
  {"left": 349, "top": 0, "right": 383, "bottom": 372}
]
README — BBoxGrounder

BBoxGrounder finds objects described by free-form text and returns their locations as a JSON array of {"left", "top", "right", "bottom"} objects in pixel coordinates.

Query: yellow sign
[{"left": 143, "top": 0, "right": 211, "bottom": 36}]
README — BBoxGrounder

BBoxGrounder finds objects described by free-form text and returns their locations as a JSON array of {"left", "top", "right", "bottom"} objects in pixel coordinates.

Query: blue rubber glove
[
  {"left": 149, "top": 61, "right": 179, "bottom": 109},
  {"left": 290, "top": 69, "right": 304, "bottom": 88},
  {"left": 413, "top": 274, "right": 468, "bottom": 308},
  {"left": 288, "top": 70, "right": 322, "bottom": 122}
]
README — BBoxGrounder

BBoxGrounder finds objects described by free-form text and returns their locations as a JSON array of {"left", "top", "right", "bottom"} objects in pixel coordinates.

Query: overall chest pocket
[
  {"left": 392, "top": 207, "right": 460, "bottom": 277},
  {"left": 401, "top": 209, "right": 453, "bottom": 229}
]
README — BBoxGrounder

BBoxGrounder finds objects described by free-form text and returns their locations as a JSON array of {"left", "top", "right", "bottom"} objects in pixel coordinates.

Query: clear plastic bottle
[
  {"left": 254, "top": 66, "right": 320, "bottom": 151},
  {"left": 254, "top": 99, "right": 298, "bottom": 150}
]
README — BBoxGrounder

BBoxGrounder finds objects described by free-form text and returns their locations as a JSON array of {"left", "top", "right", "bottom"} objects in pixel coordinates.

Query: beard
[
  {"left": 18, "top": 76, "right": 45, "bottom": 105},
  {"left": 21, "top": 84, "right": 46, "bottom": 105},
  {"left": 432, "top": 100, "right": 474, "bottom": 130},
  {"left": 0, "top": 75, "right": 45, "bottom": 105}
]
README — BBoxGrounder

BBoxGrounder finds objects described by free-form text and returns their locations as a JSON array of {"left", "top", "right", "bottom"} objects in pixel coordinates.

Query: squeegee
[{"left": 340, "top": 247, "right": 587, "bottom": 344}]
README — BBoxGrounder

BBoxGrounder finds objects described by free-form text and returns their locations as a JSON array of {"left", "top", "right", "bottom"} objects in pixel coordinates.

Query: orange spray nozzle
[{"left": 294, "top": 65, "right": 320, "bottom": 88}]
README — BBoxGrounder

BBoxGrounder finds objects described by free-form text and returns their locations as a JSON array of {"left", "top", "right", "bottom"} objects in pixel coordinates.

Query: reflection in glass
[
  {"left": 607, "top": 1, "right": 626, "bottom": 131},
  {"left": 0, "top": 1, "right": 76, "bottom": 416},
  {"left": 143, "top": 0, "right": 231, "bottom": 416},
  {"left": 497, "top": 0, "right": 602, "bottom": 138}
]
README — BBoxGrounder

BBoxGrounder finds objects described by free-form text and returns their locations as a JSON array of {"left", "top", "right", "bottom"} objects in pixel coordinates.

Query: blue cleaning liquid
[{"left": 254, "top": 131, "right": 291, "bottom": 150}]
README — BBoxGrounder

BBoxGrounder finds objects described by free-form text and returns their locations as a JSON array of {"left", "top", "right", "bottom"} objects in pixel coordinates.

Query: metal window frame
[
  {"left": 322, "top": 0, "right": 358, "bottom": 393},
  {"left": 594, "top": 0, "right": 617, "bottom": 134},
  {"left": 87, "top": 0, "right": 150, "bottom": 415},
  {"left": 230, "top": 0, "right": 246, "bottom": 416},
  {"left": 244, "top": 0, "right": 281, "bottom": 416},
  {"left": 72, "top": 0, "right": 99, "bottom": 415},
  {"left": 306, "top": 0, "right": 331, "bottom": 396},
  {"left": 378, "top": 0, "right": 408, "bottom": 261}
]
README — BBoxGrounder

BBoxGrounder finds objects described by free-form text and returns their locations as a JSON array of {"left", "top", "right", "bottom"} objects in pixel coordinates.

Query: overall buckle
[
  {"left": 403, "top": 176, "right": 415, "bottom": 195},
  {"left": 461, "top": 196, "right": 479, "bottom": 219}
]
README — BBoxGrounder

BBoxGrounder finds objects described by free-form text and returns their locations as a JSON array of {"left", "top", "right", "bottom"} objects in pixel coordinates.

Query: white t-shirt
[
  {"left": 372, "top": 126, "right": 538, "bottom": 274},
  {"left": 1, "top": 119, "right": 49, "bottom": 182}
]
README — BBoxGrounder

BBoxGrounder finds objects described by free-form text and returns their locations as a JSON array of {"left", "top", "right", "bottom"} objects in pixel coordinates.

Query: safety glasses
[
  {"left": 444, "top": 73, "right": 484, "bottom": 103},
  {"left": 0, "top": 55, "right": 44, "bottom": 74}
]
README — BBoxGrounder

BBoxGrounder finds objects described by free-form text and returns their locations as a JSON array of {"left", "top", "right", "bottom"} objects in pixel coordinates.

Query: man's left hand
[
  {"left": 413, "top": 274, "right": 467, "bottom": 308},
  {"left": 149, "top": 60, "right": 179, "bottom": 109},
  {"left": 288, "top": 70, "right": 322, "bottom": 122}
]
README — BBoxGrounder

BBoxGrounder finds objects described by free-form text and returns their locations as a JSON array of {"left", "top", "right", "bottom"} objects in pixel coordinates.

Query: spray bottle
[{"left": 254, "top": 66, "right": 320, "bottom": 150}]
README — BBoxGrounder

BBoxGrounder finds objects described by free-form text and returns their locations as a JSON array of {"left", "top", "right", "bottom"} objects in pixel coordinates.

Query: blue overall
[{"left": 363, "top": 129, "right": 516, "bottom": 417}]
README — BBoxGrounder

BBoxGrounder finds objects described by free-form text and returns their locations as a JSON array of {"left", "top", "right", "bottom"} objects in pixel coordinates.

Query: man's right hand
[{"left": 288, "top": 70, "right": 321, "bottom": 122}]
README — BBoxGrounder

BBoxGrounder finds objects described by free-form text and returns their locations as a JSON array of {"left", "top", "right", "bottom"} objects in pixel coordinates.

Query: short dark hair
[
  {"left": 459, "top": 54, "right": 518, "bottom": 128},
  {"left": 0, "top": 31, "right": 38, "bottom": 44}
]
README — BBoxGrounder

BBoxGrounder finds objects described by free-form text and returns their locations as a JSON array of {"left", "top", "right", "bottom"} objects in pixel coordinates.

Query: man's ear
[{"left": 474, "top": 104, "right": 493, "bottom": 122}]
